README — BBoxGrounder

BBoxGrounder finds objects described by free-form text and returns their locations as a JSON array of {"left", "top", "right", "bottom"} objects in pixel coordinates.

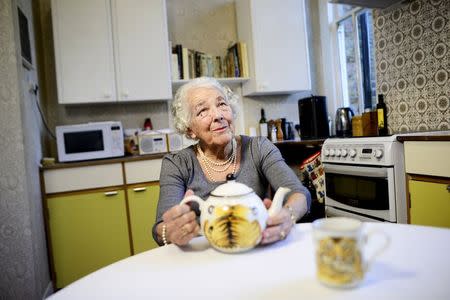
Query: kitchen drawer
[
  {"left": 404, "top": 141, "right": 450, "bottom": 177},
  {"left": 44, "top": 163, "right": 123, "bottom": 193},
  {"left": 124, "top": 159, "right": 162, "bottom": 184}
]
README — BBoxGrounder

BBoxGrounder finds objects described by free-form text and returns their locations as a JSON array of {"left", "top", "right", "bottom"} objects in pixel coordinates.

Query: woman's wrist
[{"left": 284, "top": 193, "right": 308, "bottom": 223}]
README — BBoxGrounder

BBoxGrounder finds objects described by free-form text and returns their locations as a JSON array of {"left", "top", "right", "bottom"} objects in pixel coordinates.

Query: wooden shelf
[{"left": 172, "top": 77, "right": 249, "bottom": 89}]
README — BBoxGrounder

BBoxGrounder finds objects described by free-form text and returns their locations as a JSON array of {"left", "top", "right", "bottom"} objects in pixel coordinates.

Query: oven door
[
  {"left": 325, "top": 206, "right": 383, "bottom": 222},
  {"left": 324, "top": 163, "right": 397, "bottom": 222}
]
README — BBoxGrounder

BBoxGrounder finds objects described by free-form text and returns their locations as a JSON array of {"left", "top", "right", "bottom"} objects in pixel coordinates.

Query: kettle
[{"left": 335, "top": 107, "right": 354, "bottom": 137}]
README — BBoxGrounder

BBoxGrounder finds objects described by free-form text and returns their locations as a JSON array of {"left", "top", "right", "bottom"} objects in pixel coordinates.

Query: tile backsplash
[{"left": 374, "top": 0, "right": 449, "bottom": 133}]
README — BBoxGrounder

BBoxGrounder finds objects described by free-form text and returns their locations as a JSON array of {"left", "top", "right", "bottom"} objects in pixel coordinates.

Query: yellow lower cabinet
[
  {"left": 409, "top": 179, "right": 450, "bottom": 228},
  {"left": 127, "top": 183, "right": 160, "bottom": 254},
  {"left": 47, "top": 189, "right": 131, "bottom": 288}
]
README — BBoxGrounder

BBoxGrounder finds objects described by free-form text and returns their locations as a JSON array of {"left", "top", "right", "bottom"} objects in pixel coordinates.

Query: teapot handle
[
  {"left": 180, "top": 195, "right": 204, "bottom": 236},
  {"left": 267, "top": 187, "right": 291, "bottom": 217}
]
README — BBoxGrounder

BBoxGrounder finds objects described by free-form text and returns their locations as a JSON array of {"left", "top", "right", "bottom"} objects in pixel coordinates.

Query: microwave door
[{"left": 63, "top": 129, "right": 106, "bottom": 161}]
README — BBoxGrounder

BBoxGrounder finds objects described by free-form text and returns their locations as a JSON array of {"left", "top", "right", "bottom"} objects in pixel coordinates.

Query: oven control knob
[
  {"left": 349, "top": 149, "right": 357, "bottom": 158},
  {"left": 375, "top": 149, "right": 383, "bottom": 158},
  {"left": 329, "top": 149, "right": 335, "bottom": 156},
  {"left": 341, "top": 149, "right": 348, "bottom": 157},
  {"left": 335, "top": 149, "right": 341, "bottom": 157},
  {"left": 324, "top": 149, "right": 330, "bottom": 157}
]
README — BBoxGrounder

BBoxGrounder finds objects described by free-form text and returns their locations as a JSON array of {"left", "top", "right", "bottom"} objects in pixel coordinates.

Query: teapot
[{"left": 180, "top": 174, "right": 291, "bottom": 253}]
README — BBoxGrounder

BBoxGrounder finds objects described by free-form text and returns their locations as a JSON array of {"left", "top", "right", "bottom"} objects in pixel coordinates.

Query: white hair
[{"left": 171, "top": 77, "right": 239, "bottom": 139}]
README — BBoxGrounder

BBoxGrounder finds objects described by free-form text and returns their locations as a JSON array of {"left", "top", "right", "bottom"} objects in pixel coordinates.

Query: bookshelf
[{"left": 172, "top": 77, "right": 249, "bottom": 90}]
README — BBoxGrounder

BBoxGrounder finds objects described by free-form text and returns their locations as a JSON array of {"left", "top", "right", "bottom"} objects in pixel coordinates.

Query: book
[
  {"left": 182, "top": 47, "right": 190, "bottom": 80},
  {"left": 227, "top": 43, "right": 240, "bottom": 77},
  {"left": 188, "top": 49, "right": 196, "bottom": 79},
  {"left": 237, "top": 42, "right": 249, "bottom": 78},
  {"left": 172, "top": 44, "right": 183, "bottom": 79},
  {"left": 171, "top": 53, "right": 180, "bottom": 80}
]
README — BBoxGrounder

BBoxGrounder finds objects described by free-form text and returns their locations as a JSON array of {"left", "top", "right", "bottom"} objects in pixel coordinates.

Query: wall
[
  {"left": 374, "top": 0, "right": 449, "bottom": 133},
  {"left": 38, "top": 0, "right": 323, "bottom": 157},
  {"left": 36, "top": 0, "right": 170, "bottom": 157},
  {"left": 0, "top": 0, "right": 50, "bottom": 298}
]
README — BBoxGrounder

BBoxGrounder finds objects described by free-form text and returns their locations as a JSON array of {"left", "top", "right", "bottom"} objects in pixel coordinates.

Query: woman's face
[{"left": 187, "top": 87, "right": 234, "bottom": 147}]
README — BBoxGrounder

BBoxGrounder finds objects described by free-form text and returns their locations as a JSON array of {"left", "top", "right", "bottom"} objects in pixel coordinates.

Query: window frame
[{"left": 329, "top": 5, "right": 376, "bottom": 115}]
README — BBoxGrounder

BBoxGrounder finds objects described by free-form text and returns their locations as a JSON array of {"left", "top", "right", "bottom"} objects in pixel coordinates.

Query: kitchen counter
[
  {"left": 397, "top": 131, "right": 450, "bottom": 142},
  {"left": 40, "top": 153, "right": 165, "bottom": 170},
  {"left": 274, "top": 138, "right": 325, "bottom": 165},
  {"left": 41, "top": 138, "right": 325, "bottom": 170}
]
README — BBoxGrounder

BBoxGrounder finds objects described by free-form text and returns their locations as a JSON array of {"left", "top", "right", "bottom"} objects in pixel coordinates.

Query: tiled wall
[{"left": 374, "top": 0, "right": 449, "bottom": 133}]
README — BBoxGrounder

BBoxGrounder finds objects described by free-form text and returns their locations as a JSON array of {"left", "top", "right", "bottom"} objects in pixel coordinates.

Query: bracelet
[
  {"left": 285, "top": 205, "right": 297, "bottom": 225},
  {"left": 162, "top": 223, "right": 168, "bottom": 246}
]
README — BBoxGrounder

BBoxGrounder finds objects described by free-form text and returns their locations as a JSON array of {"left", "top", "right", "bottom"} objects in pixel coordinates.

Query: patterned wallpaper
[
  {"left": 0, "top": 0, "right": 50, "bottom": 298},
  {"left": 374, "top": 0, "right": 449, "bottom": 133}
]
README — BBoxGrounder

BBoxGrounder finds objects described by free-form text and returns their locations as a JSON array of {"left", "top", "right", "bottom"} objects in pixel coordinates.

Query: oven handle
[{"left": 324, "top": 164, "right": 388, "bottom": 178}]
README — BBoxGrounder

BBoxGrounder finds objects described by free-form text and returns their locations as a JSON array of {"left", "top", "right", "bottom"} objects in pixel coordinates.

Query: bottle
[
  {"left": 259, "top": 109, "right": 268, "bottom": 137},
  {"left": 271, "top": 126, "right": 277, "bottom": 142},
  {"left": 376, "top": 94, "right": 388, "bottom": 136},
  {"left": 143, "top": 118, "right": 153, "bottom": 131}
]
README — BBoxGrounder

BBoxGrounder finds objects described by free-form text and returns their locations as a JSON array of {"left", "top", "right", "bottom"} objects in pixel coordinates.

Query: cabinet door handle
[
  {"left": 104, "top": 191, "right": 118, "bottom": 196},
  {"left": 447, "top": 185, "right": 450, "bottom": 192},
  {"left": 133, "top": 187, "right": 147, "bottom": 192}
]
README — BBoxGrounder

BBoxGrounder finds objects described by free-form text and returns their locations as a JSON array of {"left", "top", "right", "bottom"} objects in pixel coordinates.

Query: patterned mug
[{"left": 312, "top": 217, "right": 390, "bottom": 288}]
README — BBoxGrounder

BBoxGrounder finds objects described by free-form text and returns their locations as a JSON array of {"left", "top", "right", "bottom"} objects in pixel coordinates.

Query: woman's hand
[
  {"left": 160, "top": 190, "right": 200, "bottom": 246},
  {"left": 260, "top": 198, "right": 296, "bottom": 244}
]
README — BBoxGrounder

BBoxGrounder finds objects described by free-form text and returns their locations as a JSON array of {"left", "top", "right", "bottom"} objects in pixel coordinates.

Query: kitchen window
[{"left": 330, "top": 4, "right": 377, "bottom": 115}]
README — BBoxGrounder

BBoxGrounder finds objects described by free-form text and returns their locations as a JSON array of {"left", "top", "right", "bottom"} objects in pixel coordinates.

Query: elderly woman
[{"left": 153, "top": 77, "right": 311, "bottom": 247}]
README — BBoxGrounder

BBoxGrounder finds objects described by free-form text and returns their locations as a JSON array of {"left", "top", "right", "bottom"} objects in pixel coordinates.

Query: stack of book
[{"left": 170, "top": 42, "right": 249, "bottom": 80}]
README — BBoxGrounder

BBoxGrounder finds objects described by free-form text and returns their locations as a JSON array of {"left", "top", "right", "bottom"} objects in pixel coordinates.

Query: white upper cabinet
[
  {"left": 235, "top": 0, "right": 311, "bottom": 96},
  {"left": 112, "top": 0, "right": 171, "bottom": 101},
  {"left": 51, "top": 0, "right": 172, "bottom": 104},
  {"left": 52, "top": 0, "right": 116, "bottom": 103}
]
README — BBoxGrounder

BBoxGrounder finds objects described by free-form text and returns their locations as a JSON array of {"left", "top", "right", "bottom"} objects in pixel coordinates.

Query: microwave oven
[{"left": 56, "top": 121, "right": 124, "bottom": 162}]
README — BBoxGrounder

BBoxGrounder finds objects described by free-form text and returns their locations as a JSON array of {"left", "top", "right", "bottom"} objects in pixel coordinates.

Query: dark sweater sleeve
[
  {"left": 152, "top": 153, "right": 187, "bottom": 245},
  {"left": 255, "top": 137, "right": 311, "bottom": 211}
]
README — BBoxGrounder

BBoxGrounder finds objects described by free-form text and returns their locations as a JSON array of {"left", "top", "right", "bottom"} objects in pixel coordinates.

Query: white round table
[{"left": 48, "top": 223, "right": 450, "bottom": 300}]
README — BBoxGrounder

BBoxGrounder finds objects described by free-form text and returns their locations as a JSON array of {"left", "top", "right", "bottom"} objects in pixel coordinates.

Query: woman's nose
[{"left": 211, "top": 106, "right": 224, "bottom": 121}]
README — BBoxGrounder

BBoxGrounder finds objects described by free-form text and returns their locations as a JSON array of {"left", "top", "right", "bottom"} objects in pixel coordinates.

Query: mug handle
[
  {"left": 179, "top": 195, "right": 204, "bottom": 236},
  {"left": 365, "top": 229, "right": 390, "bottom": 271}
]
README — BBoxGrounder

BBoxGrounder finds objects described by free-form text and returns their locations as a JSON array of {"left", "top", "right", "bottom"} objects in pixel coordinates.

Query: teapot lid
[{"left": 210, "top": 174, "right": 253, "bottom": 197}]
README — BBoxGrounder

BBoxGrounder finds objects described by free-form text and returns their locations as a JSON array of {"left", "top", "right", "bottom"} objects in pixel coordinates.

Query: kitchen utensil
[
  {"left": 335, "top": 107, "right": 354, "bottom": 137},
  {"left": 180, "top": 174, "right": 291, "bottom": 253}
]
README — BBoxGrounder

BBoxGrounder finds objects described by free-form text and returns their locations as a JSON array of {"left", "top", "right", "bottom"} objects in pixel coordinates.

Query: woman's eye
[
  {"left": 197, "top": 109, "right": 207, "bottom": 117},
  {"left": 219, "top": 102, "right": 228, "bottom": 107}
]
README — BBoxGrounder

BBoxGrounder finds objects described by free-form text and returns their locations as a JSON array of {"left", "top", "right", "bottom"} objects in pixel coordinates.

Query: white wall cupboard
[
  {"left": 51, "top": 0, "right": 172, "bottom": 104},
  {"left": 235, "top": 0, "right": 311, "bottom": 96}
]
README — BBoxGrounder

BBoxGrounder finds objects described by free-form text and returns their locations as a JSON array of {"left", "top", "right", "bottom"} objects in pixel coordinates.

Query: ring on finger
[
  {"left": 180, "top": 226, "right": 189, "bottom": 237},
  {"left": 279, "top": 230, "right": 286, "bottom": 240}
]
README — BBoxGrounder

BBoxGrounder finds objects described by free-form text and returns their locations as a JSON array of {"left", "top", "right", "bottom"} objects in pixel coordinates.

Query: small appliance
[
  {"left": 138, "top": 131, "right": 168, "bottom": 155},
  {"left": 298, "top": 95, "right": 330, "bottom": 140},
  {"left": 335, "top": 107, "right": 354, "bottom": 137},
  {"left": 157, "top": 129, "right": 183, "bottom": 152},
  {"left": 56, "top": 121, "right": 124, "bottom": 162}
]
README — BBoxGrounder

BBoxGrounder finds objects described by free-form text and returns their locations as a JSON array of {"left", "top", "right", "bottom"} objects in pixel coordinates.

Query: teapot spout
[{"left": 267, "top": 187, "right": 291, "bottom": 217}]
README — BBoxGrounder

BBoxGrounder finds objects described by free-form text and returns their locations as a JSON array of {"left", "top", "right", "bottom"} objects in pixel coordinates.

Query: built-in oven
[{"left": 322, "top": 135, "right": 407, "bottom": 223}]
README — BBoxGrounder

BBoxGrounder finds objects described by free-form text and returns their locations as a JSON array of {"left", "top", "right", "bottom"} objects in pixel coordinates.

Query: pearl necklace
[
  {"left": 197, "top": 138, "right": 235, "bottom": 167},
  {"left": 198, "top": 138, "right": 237, "bottom": 182}
]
